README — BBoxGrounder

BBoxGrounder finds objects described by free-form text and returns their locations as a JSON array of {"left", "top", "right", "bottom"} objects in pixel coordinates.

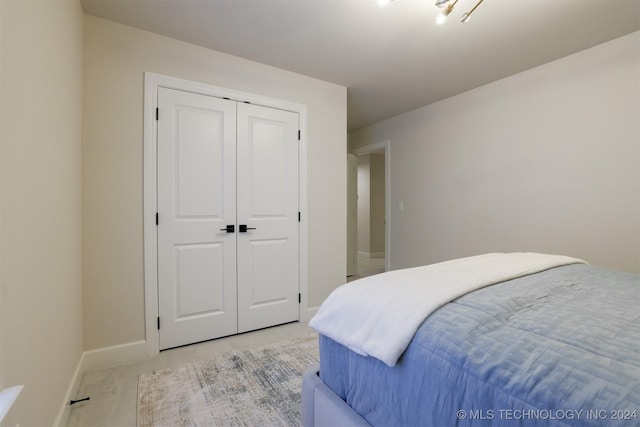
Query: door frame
[
  {"left": 352, "top": 140, "right": 391, "bottom": 272},
  {"left": 143, "top": 72, "right": 309, "bottom": 357}
]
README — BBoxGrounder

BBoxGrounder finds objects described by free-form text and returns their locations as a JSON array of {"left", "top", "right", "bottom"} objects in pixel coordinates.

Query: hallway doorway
[{"left": 349, "top": 140, "right": 390, "bottom": 276}]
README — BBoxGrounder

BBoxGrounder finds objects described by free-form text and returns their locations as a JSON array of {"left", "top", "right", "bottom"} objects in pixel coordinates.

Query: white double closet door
[{"left": 157, "top": 87, "right": 299, "bottom": 350}]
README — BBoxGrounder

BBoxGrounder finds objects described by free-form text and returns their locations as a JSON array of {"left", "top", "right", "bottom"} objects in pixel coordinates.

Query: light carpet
[{"left": 137, "top": 334, "right": 319, "bottom": 427}]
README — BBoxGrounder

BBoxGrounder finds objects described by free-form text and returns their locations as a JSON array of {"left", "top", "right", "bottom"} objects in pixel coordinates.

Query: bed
[{"left": 302, "top": 253, "right": 640, "bottom": 426}]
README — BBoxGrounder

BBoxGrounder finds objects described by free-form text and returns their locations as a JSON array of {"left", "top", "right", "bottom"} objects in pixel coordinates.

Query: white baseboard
[
  {"left": 53, "top": 340, "right": 148, "bottom": 426},
  {"left": 53, "top": 352, "right": 84, "bottom": 427},
  {"left": 81, "top": 340, "right": 148, "bottom": 372},
  {"left": 303, "top": 306, "right": 319, "bottom": 322},
  {"left": 358, "top": 251, "right": 385, "bottom": 259}
]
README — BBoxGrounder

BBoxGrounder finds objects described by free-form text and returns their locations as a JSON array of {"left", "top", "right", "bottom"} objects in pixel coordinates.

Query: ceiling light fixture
[
  {"left": 436, "top": 0, "right": 459, "bottom": 25},
  {"left": 460, "top": 0, "right": 484, "bottom": 23},
  {"left": 382, "top": 0, "right": 485, "bottom": 24}
]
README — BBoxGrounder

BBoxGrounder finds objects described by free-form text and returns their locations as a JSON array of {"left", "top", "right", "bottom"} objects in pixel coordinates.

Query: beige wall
[
  {"left": 357, "top": 154, "right": 371, "bottom": 253},
  {"left": 350, "top": 32, "right": 640, "bottom": 273},
  {"left": 0, "top": 1, "right": 84, "bottom": 425},
  {"left": 82, "top": 16, "right": 347, "bottom": 350},
  {"left": 370, "top": 153, "right": 386, "bottom": 254}
]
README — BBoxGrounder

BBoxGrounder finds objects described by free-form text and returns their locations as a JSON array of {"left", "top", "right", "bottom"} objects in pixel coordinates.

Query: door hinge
[
  {"left": 156, "top": 213, "right": 159, "bottom": 225},
  {"left": 156, "top": 108, "right": 159, "bottom": 121},
  {"left": 298, "top": 130, "right": 301, "bottom": 141},
  {"left": 298, "top": 293, "right": 301, "bottom": 304},
  {"left": 157, "top": 317, "right": 160, "bottom": 330},
  {"left": 298, "top": 212, "right": 301, "bottom": 222}
]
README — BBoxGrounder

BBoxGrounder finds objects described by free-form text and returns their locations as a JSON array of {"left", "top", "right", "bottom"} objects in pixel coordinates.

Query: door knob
[
  {"left": 219, "top": 225, "right": 235, "bottom": 233},
  {"left": 239, "top": 225, "right": 256, "bottom": 233}
]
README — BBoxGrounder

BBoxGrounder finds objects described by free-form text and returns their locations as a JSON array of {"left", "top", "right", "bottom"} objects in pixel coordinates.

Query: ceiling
[{"left": 80, "top": 0, "right": 640, "bottom": 131}]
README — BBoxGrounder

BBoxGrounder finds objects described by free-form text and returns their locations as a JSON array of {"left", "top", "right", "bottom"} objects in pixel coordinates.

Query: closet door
[
  {"left": 157, "top": 88, "right": 237, "bottom": 350},
  {"left": 236, "top": 103, "right": 300, "bottom": 333}
]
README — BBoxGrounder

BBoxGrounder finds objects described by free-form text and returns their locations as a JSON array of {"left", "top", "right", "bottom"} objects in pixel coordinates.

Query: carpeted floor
[{"left": 137, "top": 333, "right": 319, "bottom": 426}]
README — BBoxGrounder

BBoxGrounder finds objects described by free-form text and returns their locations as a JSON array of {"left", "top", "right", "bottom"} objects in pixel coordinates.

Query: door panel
[
  {"left": 249, "top": 120, "right": 287, "bottom": 216},
  {"left": 157, "top": 87, "right": 237, "bottom": 350},
  {"left": 247, "top": 239, "right": 288, "bottom": 306},
  {"left": 174, "top": 243, "right": 224, "bottom": 316},
  {"left": 237, "top": 103, "right": 299, "bottom": 333},
  {"left": 176, "top": 109, "right": 224, "bottom": 217}
]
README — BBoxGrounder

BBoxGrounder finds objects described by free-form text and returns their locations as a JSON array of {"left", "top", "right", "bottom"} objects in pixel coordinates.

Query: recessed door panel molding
[
  {"left": 176, "top": 107, "right": 225, "bottom": 219},
  {"left": 175, "top": 243, "right": 225, "bottom": 318},
  {"left": 246, "top": 238, "right": 289, "bottom": 307},
  {"left": 248, "top": 119, "right": 288, "bottom": 218},
  {"left": 157, "top": 87, "right": 237, "bottom": 350}
]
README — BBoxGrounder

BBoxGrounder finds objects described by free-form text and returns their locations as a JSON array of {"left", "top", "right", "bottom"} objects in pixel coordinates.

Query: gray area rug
[{"left": 137, "top": 334, "right": 319, "bottom": 426}]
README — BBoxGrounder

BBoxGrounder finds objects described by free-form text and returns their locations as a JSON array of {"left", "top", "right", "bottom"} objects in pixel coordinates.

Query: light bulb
[
  {"left": 377, "top": 0, "right": 392, "bottom": 7},
  {"left": 437, "top": 2, "right": 455, "bottom": 24},
  {"left": 461, "top": 0, "right": 484, "bottom": 23},
  {"left": 435, "top": 0, "right": 450, "bottom": 7}
]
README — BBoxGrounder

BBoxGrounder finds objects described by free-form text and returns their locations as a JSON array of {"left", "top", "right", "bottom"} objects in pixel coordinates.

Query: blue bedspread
[{"left": 319, "top": 264, "right": 640, "bottom": 426}]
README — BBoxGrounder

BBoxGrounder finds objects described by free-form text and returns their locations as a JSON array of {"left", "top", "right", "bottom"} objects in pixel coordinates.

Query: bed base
[{"left": 302, "top": 365, "right": 371, "bottom": 427}]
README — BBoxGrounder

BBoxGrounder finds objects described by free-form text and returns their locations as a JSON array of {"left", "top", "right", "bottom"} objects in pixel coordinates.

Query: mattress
[{"left": 319, "top": 264, "right": 640, "bottom": 426}]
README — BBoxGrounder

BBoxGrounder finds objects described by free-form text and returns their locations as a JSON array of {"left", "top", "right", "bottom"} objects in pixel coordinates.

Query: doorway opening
[{"left": 349, "top": 140, "right": 390, "bottom": 278}]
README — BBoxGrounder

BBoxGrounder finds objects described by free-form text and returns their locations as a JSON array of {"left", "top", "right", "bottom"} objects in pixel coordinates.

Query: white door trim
[
  {"left": 352, "top": 140, "right": 391, "bottom": 272},
  {"left": 143, "top": 72, "right": 309, "bottom": 357}
]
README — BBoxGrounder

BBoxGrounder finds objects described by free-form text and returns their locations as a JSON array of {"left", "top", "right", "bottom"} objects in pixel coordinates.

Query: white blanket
[{"left": 309, "top": 252, "right": 585, "bottom": 367}]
